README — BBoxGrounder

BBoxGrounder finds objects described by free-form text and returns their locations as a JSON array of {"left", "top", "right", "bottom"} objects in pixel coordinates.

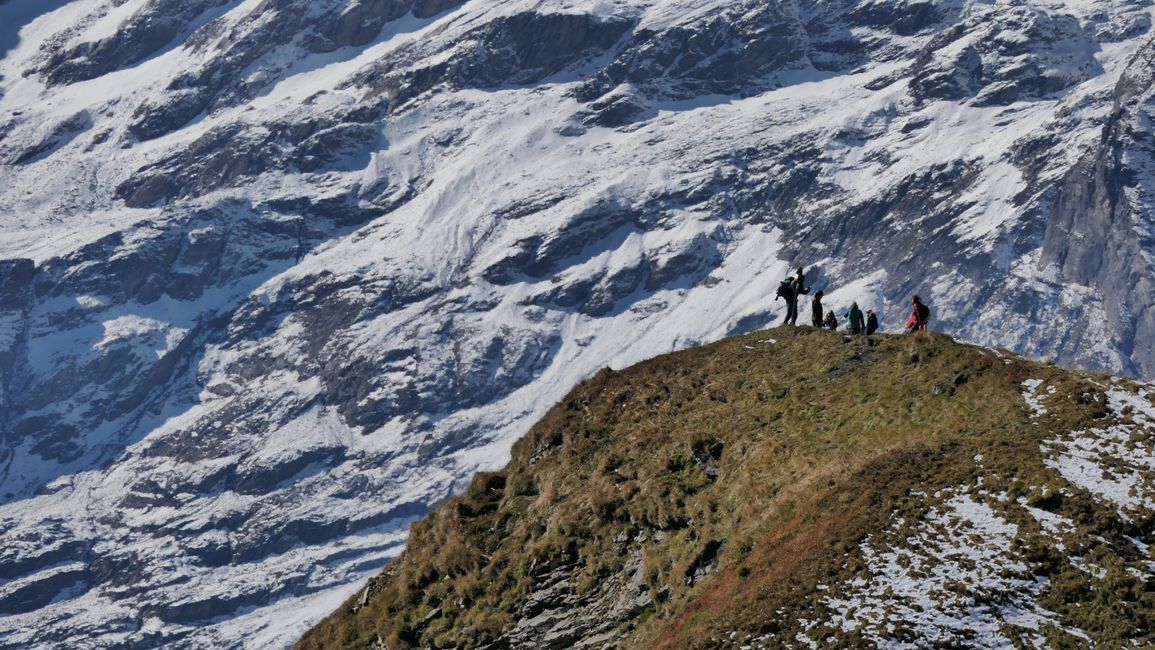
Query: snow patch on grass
[
  {"left": 1022, "top": 379, "right": 1049, "bottom": 416},
  {"left": 816, "top": 491, "right": 1077, "bottom": 647},
  {"left": 1042, "top": 386, "right": 1155, "bottom": 517}
]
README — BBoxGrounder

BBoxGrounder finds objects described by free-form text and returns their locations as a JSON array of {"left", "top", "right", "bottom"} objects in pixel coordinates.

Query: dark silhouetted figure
[
  {"left": 866, "top": 309, "right": 879, "bottom": 335},
  {"left": 776, "top": 280, "right": 797, "bottom": 326},
  {"left": 778, "top": 267, "right": 808, "bottom": 326},
  {"left": 811, "top": 290, "right": 825, "bottom": 328}
]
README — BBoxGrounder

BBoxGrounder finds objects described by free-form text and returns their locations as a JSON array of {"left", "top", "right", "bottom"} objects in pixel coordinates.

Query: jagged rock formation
[
  {"left": 299, "top": 330, "right": 1155, "bottom": 649},
  {"left": 1, "top": 0, "right": 1155, "bottom": 647}
]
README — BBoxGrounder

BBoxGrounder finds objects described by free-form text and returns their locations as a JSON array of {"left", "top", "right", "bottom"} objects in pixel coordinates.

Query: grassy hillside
[{"left": 297, "top": 328, "right": 1155, "bottom": 648}]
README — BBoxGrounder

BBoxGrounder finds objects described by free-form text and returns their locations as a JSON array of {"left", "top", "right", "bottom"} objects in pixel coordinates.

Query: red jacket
[{"left": 907, "top": 302, "right": 929, "bottom": 330}]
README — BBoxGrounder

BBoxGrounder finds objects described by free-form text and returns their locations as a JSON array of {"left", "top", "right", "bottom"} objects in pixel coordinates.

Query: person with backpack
[
  {"left": 845, "top": 302, "right": 865, "bottom": 334},
  {"left": 811, "top": 290, "right": 825, "bottom": 328},
  {"left": 775, "top": 279, "right": 797, "bottom": 326},
  {"left": 905, "top": 295, "right": 930, "bottom": 332},
  {"left": 781, "top": 266, "right": 809, "bottom": 326},
  {"left": 823, "top": 309, "right": 838, "bottom": 330},
  {"left": 866, "top": 309, "right": 879, "bottom": 335}
]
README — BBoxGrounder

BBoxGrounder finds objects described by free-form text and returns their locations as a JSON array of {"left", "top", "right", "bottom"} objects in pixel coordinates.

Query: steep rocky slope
[
  {"left": 300, "top": 329, "right": 1155, "bottom": 649},
  {"left": 2, "top": 0, "right": 1155, "bottom": 646}
]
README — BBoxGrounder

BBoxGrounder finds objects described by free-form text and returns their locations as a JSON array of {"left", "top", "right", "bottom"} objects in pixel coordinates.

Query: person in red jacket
[{"left": 905, "top": 295, "right": 930, "bottom": 332}]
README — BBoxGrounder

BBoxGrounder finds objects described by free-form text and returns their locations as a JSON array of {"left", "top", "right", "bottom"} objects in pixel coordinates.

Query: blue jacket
[{"left": 845, "top": 305, "right": 864, "bottom": 330}]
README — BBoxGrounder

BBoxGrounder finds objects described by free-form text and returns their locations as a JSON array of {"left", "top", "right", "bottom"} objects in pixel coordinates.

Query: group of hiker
[{"left": 775, "top": 267, "right": 930, "bottom": 334}]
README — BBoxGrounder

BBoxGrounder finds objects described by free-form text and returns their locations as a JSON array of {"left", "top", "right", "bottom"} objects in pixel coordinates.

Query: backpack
[
  {"left": 917, "top": 303, "right": 930, "bottom": 323},
  {"left": 776, "top": 280, "right": 792, "bottom": 301}
]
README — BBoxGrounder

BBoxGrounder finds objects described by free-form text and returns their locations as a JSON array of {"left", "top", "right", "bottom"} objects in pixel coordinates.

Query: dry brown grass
[{"left": 297, "top": 327, "right": 1155, "bottom": 649}]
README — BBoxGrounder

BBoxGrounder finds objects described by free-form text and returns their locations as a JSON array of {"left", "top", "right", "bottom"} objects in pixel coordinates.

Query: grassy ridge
[{"left": 298, "top": 327, "right": 1154, "bottom": 648}]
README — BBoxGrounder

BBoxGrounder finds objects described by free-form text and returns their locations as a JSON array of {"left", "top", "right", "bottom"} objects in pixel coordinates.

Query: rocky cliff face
[{"left": 1, "top": 0, "right": 1154, "bottom": 647}]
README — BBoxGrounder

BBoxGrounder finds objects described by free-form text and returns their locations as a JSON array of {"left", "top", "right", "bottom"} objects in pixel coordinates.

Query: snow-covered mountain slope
[{"left": 0, "top": 0, "right": 1154, "bottom": 647}]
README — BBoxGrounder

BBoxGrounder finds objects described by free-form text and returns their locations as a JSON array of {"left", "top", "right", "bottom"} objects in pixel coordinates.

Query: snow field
[{"left": 1039, "top": 385, "right": 1155, "bottom": 517}]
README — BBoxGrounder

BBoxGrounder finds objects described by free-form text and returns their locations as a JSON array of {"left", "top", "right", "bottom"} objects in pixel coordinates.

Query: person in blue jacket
[{"left": 845, "top": 302, "right": 865, "bottom": 335}]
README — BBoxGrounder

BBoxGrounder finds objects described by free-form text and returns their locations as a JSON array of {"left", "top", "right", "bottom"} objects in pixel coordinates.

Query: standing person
[
  {"left": 784, "top": 267, "right": 808, "bottom": 326},
  {"left": 845, "top": 302, "right": 865, "bottom": 334},
  {"left": 823, "top": 309, "right": 838, "bottom": 330},
  {"left": 790, "top": 267, "right": 809, "bottom": 297},
  {"left": 775, "top": 279, "right": 797, "bottom": 326},
  {"left": 811, "top": 290, "right": 825, "bottom": 328},
  {"left": 905, "top": 295, "right": 930, "bottom": 332},
  {"left": 866, "top": 309, "right": 879, "bottom": 335}
]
